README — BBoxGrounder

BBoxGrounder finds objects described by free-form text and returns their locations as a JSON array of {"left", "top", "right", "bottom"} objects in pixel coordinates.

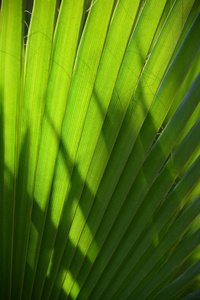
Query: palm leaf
[{"left": 0, "top": 0, "right": 199, "bottom": 299}]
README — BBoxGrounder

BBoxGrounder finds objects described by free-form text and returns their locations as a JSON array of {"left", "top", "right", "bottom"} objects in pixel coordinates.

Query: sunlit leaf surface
[{"left": 0, "top": 0, "right": 199, "bottom": 299}]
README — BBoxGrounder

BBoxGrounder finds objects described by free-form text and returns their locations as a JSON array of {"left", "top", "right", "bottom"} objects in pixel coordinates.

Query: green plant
[{"left": 0, "top": 0, "right": 200, "bottom": 299}]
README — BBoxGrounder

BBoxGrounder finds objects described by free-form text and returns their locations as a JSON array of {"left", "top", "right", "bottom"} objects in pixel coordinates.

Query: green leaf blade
[{"left": 0, "top": 0, "right": 24, "bottom": 297}]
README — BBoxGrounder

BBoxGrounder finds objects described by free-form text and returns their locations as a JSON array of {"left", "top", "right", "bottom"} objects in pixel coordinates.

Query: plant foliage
[{"left": 0, "top": 0, "right": 200, "bottom": 299}]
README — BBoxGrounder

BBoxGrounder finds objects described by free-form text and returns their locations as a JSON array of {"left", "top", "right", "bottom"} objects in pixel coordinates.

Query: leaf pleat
[
  {"left": 0, "top": 0, "right": 199, "bottom": 299},
  {"left": 182, "top": 288, "right": 200, "bottom": 300},
  {"left": 153, "top": 259, "right": 200, "bottom": 300},
  {"left": 127, "top": 198, "right": 200, "bottom": 299},
  {"left": 0, "top": 0, "right": 24, "bottom": 298},
  {"left": 130, "top": 226, "right": 200, "bottom": 300},
  {"left": 77, "top": 82, "right": 200, "bottom": 300},
  {"left": 101, "top": 155, "right": 200, "bottom": 299},
  {"left": 23, "top": 1, "right": 86, "bottom": 298},
  {"left": 45, "top": 0, "right": 172, "bottom": 297},
  {"left": 11, "top": 0, "right": 58, "bottom": 297},
  {"left": 59, "top": 7, "right": 199, "bottom": 299}
]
